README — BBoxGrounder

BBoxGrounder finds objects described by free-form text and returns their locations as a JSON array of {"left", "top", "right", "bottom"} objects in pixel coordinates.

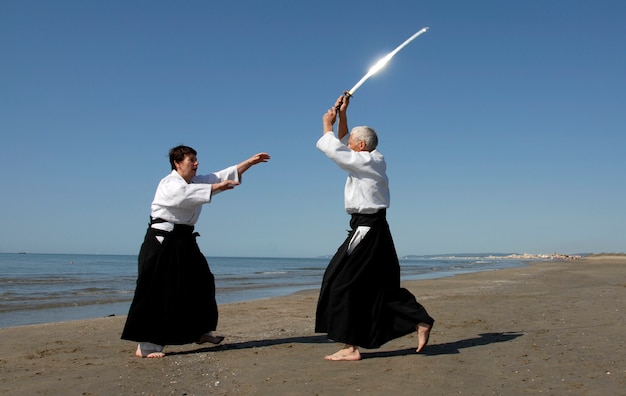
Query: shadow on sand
[
  {"left": 169, "top": 332, "right": 523, "bottom": 359},
  {"left": 362, "top": 332, "right": 524, "bottom": 359}
]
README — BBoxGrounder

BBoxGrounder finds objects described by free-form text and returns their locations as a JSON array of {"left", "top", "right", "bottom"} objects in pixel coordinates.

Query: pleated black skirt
[
  {"left": 121, "top": 225, "right": 218, "bottom": 345},
  {"left": 315, "top": 210, "right": 434, "bottom": 349}
]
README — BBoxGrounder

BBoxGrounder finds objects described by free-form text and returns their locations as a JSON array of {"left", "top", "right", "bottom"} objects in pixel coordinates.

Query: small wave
[
  {"left": 0, "top": 296, "right": 133, "bottom": 313},
  {"left": 217, "top": 281, "right": 317, "bottom": 293},
  {"left": 75, "top": 287, "right": 117, "bottom": 295},
  {"left": 0, "top": 277, "right": 79, "bottom": 285},
  {"left": 254, "top": 271, "right": 289, "bottom": 275}
]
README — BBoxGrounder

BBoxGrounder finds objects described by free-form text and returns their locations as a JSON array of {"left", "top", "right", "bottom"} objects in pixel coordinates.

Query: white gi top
[
  {"left": 316, "top": 132, "right": 390, "bottom": 214},
  {"left": 150, "top": 166, "right": 239, "bottom": 231}
]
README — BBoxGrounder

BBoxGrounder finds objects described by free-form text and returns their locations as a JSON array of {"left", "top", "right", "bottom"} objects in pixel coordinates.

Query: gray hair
[{"left": 350, "top": 126, "right": 378, "bottom": 151}]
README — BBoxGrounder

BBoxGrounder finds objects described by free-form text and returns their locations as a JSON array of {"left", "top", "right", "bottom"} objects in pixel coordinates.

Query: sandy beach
[{"left": 1, "top": 256, "right": 624, "bottom": 395}]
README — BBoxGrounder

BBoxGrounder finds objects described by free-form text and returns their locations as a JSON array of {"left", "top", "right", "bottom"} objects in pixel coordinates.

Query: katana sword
[{"left": 337, "top": 27, "right": 429, "bottom": 108}]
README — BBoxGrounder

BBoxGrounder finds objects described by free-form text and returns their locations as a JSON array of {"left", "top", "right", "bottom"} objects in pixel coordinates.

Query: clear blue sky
[{"left": 2, "top": 1, "right": 624, "bottom": 257}]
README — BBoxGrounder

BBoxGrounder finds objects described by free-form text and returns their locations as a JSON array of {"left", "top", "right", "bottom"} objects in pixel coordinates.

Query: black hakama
[
  {"left": 121, "top": 224, "right": 218, "bottom": 345},
  {"left": 315, "top": 210, "right": 434, "bottom": 349}
]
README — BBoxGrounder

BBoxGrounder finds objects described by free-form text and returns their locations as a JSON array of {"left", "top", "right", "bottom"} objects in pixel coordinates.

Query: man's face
[
  {"left": 348, "top": 134, "right": 366, "bottom": 152},
  {"left": 175, "top": 154, "right": 198, "bottom": 182}
]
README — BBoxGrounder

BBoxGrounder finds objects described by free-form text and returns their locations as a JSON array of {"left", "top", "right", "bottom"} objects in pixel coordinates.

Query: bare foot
[
  {"left": 135, "top": 344, "right": 165, "bottom": 358},
  {"left": 416, "top": 323, "right": 432, "bottom": 353},
  {"left": 197, "top": 334, "right": 225, "bottom": 345},
  {"left": 324, "top": 346, "right": 361, "bottom": 361}
]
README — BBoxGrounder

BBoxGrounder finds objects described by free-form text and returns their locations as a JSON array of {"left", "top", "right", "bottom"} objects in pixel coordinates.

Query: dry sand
[{"left": 1, "top": 256, "right": 624, "bottom": 395}]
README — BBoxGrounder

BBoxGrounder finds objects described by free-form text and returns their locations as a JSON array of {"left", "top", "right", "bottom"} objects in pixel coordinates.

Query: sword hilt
[{"left": 335, "top": 91, "right": 353, "bottom": 112}]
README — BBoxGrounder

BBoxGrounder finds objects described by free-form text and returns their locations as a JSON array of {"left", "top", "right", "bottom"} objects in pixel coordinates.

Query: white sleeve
[
  {"left": 191, "top": 165, "right": 240, "bottom": 196},
  {"left": 316, "top": 133, "right": 378, "bottom": 175},
  {"left": 153, "top": 176, "right": 212, "bottom": 209}
]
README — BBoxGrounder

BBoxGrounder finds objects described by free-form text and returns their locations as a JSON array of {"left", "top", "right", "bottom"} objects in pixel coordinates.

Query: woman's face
[{"left": 175, "top": 154, "right": 198, "bottom": 183}]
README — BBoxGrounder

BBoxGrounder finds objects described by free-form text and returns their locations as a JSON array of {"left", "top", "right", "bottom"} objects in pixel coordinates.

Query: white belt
[{"left": 151, "top": 222, "right": 175, "bottom": 232}]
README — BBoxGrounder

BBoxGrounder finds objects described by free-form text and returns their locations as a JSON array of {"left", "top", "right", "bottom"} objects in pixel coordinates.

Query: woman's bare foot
[
  {"left": 135, "top": 343, "right": 165, "bottom": 358},
  {"left": 324, "top": 345, "right": 361, "bottom": 361},
  {"left": 197, "top": 333, "right": 225, "bottom": 345},
  {"left": 416, "top": 323, "right": 432, "bottom": 353}
]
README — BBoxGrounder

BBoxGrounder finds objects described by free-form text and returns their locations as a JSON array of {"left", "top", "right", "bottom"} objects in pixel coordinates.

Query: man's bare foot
[
  {"left": 135, "top": 344, "right": 165, "bottom": 358},
  {"left": 197, "top": 333, "right": 225, "bottom": 345},
  {"left": 324, "top": 345, "right": 361, "bottom": 361},
  {"left": 416, "top": 323, "right": 432, "bottom": 353}
]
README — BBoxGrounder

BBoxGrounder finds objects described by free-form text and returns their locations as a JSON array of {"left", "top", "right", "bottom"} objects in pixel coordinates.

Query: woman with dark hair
[{"left": 122, "top": 145, "right": 270, "bottom": 358}]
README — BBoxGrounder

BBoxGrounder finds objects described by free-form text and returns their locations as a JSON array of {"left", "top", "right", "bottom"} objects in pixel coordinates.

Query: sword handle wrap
[{"left": 335, "top": 91, "right": 353, "bottom": 111}]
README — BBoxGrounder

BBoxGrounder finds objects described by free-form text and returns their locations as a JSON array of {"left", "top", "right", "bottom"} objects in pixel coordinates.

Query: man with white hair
[{"left": 315, "top": 93, "right": 434, "bottom": 361}]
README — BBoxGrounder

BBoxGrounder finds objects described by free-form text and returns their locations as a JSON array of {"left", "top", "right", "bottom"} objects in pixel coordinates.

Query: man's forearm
[{"left": 337, "top": 114, "right": 349, "bottom": 139}]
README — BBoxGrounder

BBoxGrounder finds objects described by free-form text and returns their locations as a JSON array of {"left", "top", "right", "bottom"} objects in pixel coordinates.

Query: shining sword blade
[{"left": 346, "top": 27, "right": 429, "bottom": 96}]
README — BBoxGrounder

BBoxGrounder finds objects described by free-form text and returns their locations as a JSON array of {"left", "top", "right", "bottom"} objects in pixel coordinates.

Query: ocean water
[{"left": 0, "top": 253, "right": 534, "bottom": 328}]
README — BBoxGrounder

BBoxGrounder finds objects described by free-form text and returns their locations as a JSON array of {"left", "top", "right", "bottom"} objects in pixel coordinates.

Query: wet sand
[{"left": 1, "top": 256, "right": 624, "bottom": 395}]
